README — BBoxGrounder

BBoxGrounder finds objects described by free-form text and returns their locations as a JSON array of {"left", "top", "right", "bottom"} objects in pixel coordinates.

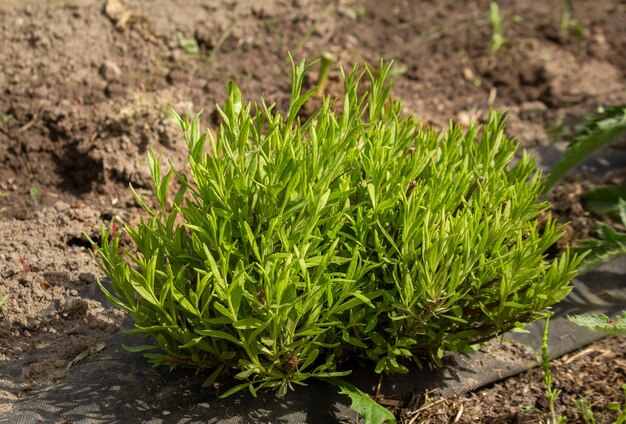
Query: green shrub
[{"left": 91, "top": 58, "right": 582, "bottom": 397}]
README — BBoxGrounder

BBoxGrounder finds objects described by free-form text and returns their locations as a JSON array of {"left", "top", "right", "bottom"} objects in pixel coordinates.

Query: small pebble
[
  {"left": 456, "top": 110, "right": 473, "bottom": 127},
  {"left": 99, "top": 60, "right": 122, "bottom": 81}
]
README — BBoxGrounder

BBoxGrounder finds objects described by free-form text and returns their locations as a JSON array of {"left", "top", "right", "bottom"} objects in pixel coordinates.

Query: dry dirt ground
[{"left": 1, "top": 0, "right": 625, "bottom": 422}]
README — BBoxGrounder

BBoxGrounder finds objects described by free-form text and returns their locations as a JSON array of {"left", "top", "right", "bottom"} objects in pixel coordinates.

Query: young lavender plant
[{"left": 91, "top": 56, "right": 582, "bottom": 398}]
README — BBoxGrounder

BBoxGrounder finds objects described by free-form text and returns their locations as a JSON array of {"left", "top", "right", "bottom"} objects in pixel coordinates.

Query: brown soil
[{"left": 1, "top": 0, "right": 625, "bottom": 422}]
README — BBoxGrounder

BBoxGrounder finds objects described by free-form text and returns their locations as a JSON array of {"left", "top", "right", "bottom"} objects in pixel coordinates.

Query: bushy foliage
[{"left": 91, "top": 58, "right": 582, "bottom": 397}]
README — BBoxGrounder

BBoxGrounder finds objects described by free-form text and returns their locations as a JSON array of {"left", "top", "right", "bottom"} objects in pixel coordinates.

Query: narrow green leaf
[
  {"left": 196, "top": 329, "right": 243, "bottom": 346},
  {"left": 242, "top": 221, "right": 262, "bottom": 262},
  {"left": 219, "top": 382, "right": 252, "bottom": 398},
  {"left": 350, "top": 291, "right": 375, "bottom": 309},
  {"left": 203, "top": 364, "right": 226, "bottom": 387},
  {"left": 367, "top": 183, "right": 377, "bottom": 209},
  {"left": 233, "top": 318, "right": 265, "bottom": 330},
  {"left": 299, "top": 348, "right": 320, "bottom": 371}
]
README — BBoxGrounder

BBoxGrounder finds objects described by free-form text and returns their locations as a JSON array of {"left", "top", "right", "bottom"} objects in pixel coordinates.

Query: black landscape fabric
[{"left": 1, "top": 257, "right": 624, "bottom": 424}]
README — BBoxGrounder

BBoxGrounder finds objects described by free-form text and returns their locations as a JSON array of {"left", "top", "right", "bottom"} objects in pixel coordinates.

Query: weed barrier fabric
[{"left": 1, "top": 257, "right": 624, "bottom": 424}]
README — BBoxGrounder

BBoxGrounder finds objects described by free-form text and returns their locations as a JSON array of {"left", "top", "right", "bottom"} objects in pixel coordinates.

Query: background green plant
[
  {"left": 573, "top": 199, "right": 626, "bottom": 271},
  {"left": 568, "top": 311, "right": 626, "bottom": 336},
  {"left": 539, "top": 104, "right": 626, "bottom": 424},
  {"left": 544, "top": 105, "right": 626, "bottom": 343},
  {"left": 489, "top": 2, "right": 510, "bottom": 53},
  {"left": 542, "top": 312, "right": 626, "bottom": 424},
  {"left": 559, "top": 0, "right": 585, "bottom": 38},
  {"left": 576, "top": 384, "right": 626, "bottom": 424},
  {"left": 91, "top": 57, "right": 581, "bottom": 400},
  {"left": 543, "top": 105, "right": 626, "bottom": 193}
]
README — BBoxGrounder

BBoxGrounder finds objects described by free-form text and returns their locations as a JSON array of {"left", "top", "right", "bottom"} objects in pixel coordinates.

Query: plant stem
[
  {"left": 316, "top": 51, "right": 335, "bottom": 98},
  {"left": 542, "top": 312, "right": 564, "bottom": 424}
]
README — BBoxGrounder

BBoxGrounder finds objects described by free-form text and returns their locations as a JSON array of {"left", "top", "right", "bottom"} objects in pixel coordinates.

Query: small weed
[
  {"left": 489, "top": 2, "right": 510, "bottom": 53},
  {"left": 388, "top": 65, "right": 407, "bottom": 77},
  {"left": 206, "top": 28, "right": 233, "bottom": 63},
  {"left": 543, "top": 313, "right": 626, "bottom": 423},
  {"left": 559, "top": 1, "right": 572, "bottom": 36},
  {"left": 177, "top": 32, "right": 199, "bottom": 55},
  {"left": 350, "top": 5, "right": 369, "bottom": 20},
  {"left": 0, "top": 114, "right": 13, "bottom": 134},
  {"left": 575, "top": 385, "right": 626, "bottom": 424},
  {"left": 559, "top": 0, "right": 585, "bottom": 38},
  {"left": 541, "top": 313, "right": 566, "bottom": 424},
  {"left": 538, "top": 53, "right": 554, "bottom": 62}
]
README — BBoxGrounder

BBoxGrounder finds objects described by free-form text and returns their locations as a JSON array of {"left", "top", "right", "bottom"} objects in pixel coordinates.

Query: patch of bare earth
[{"left": 401, "top": 335, "right": 626, "bottom": 423}]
